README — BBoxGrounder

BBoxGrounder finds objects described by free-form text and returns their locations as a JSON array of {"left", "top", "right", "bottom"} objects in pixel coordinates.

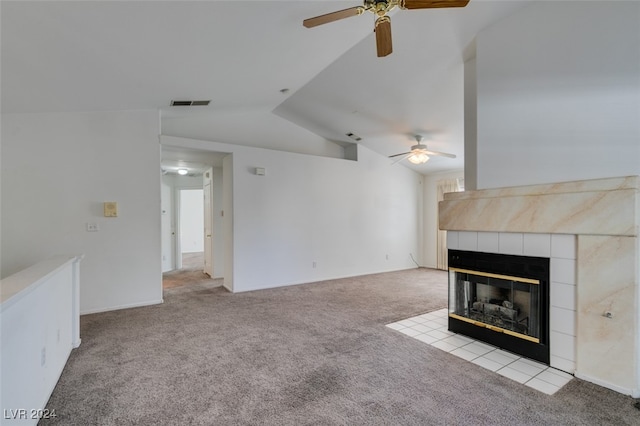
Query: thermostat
[{"left": 104, "top": 202, "right": 118, "bottom": 217}]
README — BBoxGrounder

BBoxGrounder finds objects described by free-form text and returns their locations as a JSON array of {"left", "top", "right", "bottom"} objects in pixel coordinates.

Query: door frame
[
  {"left": 159, "top": 142, "right": 233, "bottom": 291},
  {"left": 203, "top": 168, "right": 214, "bottom": 277}
]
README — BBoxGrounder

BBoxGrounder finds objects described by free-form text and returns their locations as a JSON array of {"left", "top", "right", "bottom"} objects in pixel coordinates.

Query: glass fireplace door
[{"left": 449, "top": 268, "right": 540, "bottom": 342}]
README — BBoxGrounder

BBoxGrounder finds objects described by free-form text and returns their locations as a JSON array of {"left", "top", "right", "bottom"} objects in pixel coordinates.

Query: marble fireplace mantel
[{"left": 439, "top": 176, "right": 639, "bottom": 397}]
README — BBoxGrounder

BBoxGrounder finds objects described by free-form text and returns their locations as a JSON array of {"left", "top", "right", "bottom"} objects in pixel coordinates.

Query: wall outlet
[
  {"left": 86, "top": 222, "right": 99, "bottom": 232},
  {"left": 386, "top": 254, "right": 389, "bottom": 260},
  {"left": 312, "top": 261, "right": 316, "bottom": 268},
  {"left": 41, "top": 347, "right": 46, "bottom": 366}
]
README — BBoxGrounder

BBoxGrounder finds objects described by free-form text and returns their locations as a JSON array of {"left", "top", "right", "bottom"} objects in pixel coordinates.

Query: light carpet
[{"left": 43, "top": 268, "right": 638, "bottom": 425}]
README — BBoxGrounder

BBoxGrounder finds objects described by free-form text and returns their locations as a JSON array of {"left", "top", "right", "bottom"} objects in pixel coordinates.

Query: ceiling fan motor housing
[{"left": 303, "top": 1, "right": 470, "bottom": 57}]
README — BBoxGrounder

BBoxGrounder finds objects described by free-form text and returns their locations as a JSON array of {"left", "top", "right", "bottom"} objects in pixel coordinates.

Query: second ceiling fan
[
  {"left": 303, "top": 0, "right": 470, "bottom": 57},
  {"left": 389, "top": 135, "right": 456, "bottom": 165}
]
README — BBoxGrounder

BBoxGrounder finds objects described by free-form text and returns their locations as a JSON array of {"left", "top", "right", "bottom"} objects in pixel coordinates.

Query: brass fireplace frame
[
  {"left": 449, "top": 267, "right": 540, "bottom": 343},
  {"left": 448, "top": 249, "right": 550, "bottom": 364}
]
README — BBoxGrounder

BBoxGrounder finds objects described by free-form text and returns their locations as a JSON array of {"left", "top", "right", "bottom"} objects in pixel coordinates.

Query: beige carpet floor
[{"left": 43, "top": 268, "right": 638, "bottom": 425}]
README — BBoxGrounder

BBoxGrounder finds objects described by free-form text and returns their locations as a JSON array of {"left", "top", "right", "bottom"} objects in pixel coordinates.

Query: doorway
[
  {"left": 162, "top": 182, "right": 215, "bottom": 290},
  {"left": 179, "top": 188, "right": 204, "bottom": 271},
  {"left": 159, "top": 147, "right": 233, "bottom": 292}
]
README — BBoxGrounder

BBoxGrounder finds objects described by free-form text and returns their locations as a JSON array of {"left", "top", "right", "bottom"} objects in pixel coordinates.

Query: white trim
[
  {"left": 574, "top": 371, "right": 640, "bottom": 398},
  {"left": 174, "top": 188, "right": 183, "bottom": 270},
  {"left": 80, "top": 299, "right": 163, "bottom": 315}
]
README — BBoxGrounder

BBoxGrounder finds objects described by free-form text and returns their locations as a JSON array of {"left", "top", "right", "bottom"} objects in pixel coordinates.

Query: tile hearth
[{"left": 387, "top": 308, "right": 573, "bottom": 395}]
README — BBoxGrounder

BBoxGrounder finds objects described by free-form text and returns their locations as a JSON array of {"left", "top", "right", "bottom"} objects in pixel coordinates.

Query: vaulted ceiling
[{"left": 1, "top": 0, "right": 532, "bottom": 174}]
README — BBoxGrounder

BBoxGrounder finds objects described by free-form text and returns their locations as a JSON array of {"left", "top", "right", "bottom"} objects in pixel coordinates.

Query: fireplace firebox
[{"left": 448, "top": 250, "right": 550, "bottom": 364}]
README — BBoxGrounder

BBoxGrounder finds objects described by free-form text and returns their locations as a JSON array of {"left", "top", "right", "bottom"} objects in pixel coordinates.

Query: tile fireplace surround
[{"left": 439, "top": 176, "right": 639, "bottom": 397}]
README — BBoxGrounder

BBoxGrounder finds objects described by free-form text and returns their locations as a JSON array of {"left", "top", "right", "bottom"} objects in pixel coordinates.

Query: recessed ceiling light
[{"left": 177, "top": 169, "right": 188, "bottom": 175}]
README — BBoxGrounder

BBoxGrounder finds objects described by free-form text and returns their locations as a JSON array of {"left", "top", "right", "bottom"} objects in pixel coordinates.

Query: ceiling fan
[
  {"left": 389, "top": 135, "right": 456, "bottom": 164},
  {"left": 303, "top": 0, "right": 470, "bottom": 57}
]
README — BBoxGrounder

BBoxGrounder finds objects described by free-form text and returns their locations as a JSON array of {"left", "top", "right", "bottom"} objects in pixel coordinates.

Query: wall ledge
[{"left": 1, "top": 255, "right": 83, "bottom": 312}]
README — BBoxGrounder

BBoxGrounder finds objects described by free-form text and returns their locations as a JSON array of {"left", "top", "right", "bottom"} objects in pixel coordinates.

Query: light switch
[{"left": 104, "top": 202, "right": 118, "bottom": 217}]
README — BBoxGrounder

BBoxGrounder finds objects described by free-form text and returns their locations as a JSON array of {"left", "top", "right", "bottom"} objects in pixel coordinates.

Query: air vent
[
  {"left": 170, "top": 100, "right": 211, "bottom": 106},
  {"left": 346, "top": 132, "right": 362, "bottom": 141}
]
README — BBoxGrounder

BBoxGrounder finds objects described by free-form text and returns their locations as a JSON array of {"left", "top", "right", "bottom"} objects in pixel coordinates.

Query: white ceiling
[{"left": 1, "top": 0, "right": 532, "bottom": 175}]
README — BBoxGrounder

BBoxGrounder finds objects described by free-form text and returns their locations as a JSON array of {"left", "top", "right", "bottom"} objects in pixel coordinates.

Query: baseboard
[
  {"left": 574, "top": 371, "right": 639, "bottom": 397},
  {"left": 80, "top": 298, "right": 163, "bottom": 315},
  {"left": 233, "top": 267, "right": 423, "bottom": 293}
]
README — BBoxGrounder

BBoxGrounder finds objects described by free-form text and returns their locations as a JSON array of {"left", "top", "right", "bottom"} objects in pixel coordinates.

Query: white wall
[
  {"left": 1, "top": 110, "right": 162, "bottom": 314},
  {"left": 162, "top": 110, "right": 345, "bottom": 159},
  {"left": 464, "top": 56, "right": 477, "bottom": 191},
  {"left": 179, "top": 189, "right": 204, "bottom": 254},
  {"left": 422, "top": 170, "right": 464, "bottom": 269},
  {"left": 474, "top": 1, "right": 640, "bottom": 189},
  {"left": 162, "top": 136, "right": 422, "bottom": 293}
]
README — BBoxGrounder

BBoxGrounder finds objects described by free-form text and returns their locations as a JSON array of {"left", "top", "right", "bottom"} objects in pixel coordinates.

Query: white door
[{"left": 203, "top": 169, "right": 214, "bottom": 277}]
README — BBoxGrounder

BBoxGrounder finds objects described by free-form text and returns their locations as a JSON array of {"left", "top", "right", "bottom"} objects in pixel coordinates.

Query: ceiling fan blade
[
  {"left": 424, "top": 150, "right": 456, "bottom": 158},
  {"left": 375, "top": 16, "right": 392, "bottom": 57},
  {"left": 401, "top": 0, "right": 470, "bottom": 10},
  {"left": 388, "top": 151, "right": 412, "bottom": 158},
  {"left": 391, "top": 153, "right": 411, "bottom": 165},
  {"left": 303, "top": 7, "right": 364, "bottom": 28}
]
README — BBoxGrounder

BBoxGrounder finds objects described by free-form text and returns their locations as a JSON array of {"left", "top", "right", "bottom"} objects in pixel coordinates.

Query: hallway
[{"left": 162, "top": 252, "right": 221, "bottom": 290}]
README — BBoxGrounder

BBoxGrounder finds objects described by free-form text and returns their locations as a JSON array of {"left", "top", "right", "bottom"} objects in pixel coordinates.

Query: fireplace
[
  {"left": 448, "top": 250, "right": 550, "bottom": 364},
  {"left": 438, "top": 176, "right": 639, "bottom": 397}
]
